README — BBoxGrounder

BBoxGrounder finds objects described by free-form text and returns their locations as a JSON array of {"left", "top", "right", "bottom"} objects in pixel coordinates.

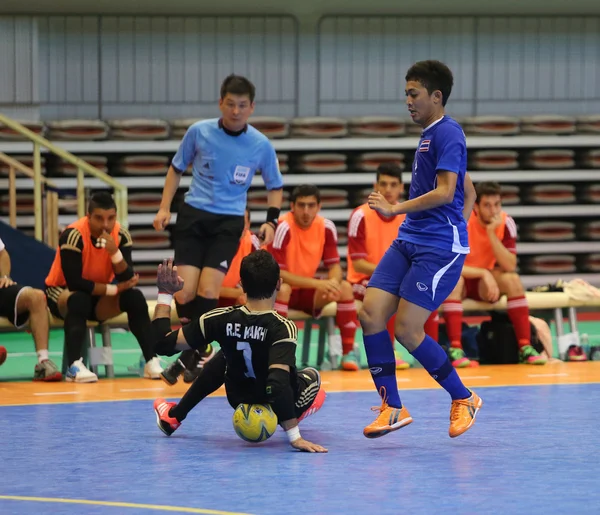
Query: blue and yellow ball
[{"left": 232, "top": 403, "right": 278, "bottom": 443}]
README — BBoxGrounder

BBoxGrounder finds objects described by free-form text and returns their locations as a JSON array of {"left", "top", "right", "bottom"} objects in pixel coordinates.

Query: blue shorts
[{"left": 368, "top": 239, "right": 466, "bottom": 312}]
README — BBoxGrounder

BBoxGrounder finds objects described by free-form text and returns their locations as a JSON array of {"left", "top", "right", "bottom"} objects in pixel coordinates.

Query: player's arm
[
  {"left": 488, "top": 215, "right": 518, "bottom": 272},
  {"left": 111, "top": 228, "right": 135, "bottom": 280},
  {"left": 392, "top": 171, "right": 458, "bottom": 215},
  {"left": 347, "top": 210, "right": 376, "bottom": 275},
  {"left": 463, "top": 172, "right": 476, "bottom": 222},
  {"left": 0, "top": 243, "right": 11, "bottom": 276},
  {"left": 375, "top": 126, "right": 466, "bottom": 215},
  {"left": 0, "top": 240, "right": 14, "bottom": 287},
  {"left": 59, "top": 228, "right": 116, "bottom": 296},
  {"left": 323, "top": 219, "right": 343, "bottom": 284},
  {"left": 151, "top": 259, "right": 216, "bottom": 355},
  {"left": 461, "top": 265, "right": 492, "bottom": 279},
  {"left": 266, "top": 327, "right": 327, "bottom": 452}
]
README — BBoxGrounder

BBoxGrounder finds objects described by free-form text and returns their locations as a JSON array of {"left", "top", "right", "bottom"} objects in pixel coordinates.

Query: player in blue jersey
[
  {"left": 358, "top": 60, "right": 482, "bottom": 439},
  {"left": 154, "top": 74, "right": 284, "bottom": 384}
]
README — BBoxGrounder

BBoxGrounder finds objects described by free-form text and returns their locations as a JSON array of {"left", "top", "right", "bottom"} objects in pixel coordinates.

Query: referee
[{"left": 154, "top": 74, "right": 284, "bottom": 384}]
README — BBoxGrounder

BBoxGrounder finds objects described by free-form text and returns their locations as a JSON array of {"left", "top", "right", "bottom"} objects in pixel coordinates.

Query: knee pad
[
  {"left": 66, "top": 291, "right": 94, "bottom": 319},
  {"left": 118, "top": 288, "right": 147, "bottom": 315}
]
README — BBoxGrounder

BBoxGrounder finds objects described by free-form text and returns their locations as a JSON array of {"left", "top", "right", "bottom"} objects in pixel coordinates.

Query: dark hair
[
  {"left": 220, "top": 74, "right": 256, "bottom": 103},
  {"left": 240, "top": 250, "right": 280, "bottom": 300},
  {"left": 376, "top": 163, "right": 403, "bottom": 183},
  {"left": 405, "top": 60, "right": 454, "bottom": 106},
  {"left": 88, "top": 191, "right": 116, "bottom": 213},
  {"left": 290, "top": 184, "right": 321, "bottom": 204},
  {"left": 475, "top": 181, "right": 502, "bottom": 203}
]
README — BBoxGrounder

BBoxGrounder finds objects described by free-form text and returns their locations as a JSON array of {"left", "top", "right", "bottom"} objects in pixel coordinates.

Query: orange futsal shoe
[
  {"left": 363, "top": 388, "right": 413, "bottom": 439},
  {"left": 449, "top": 390, "right": 483, "bottom": 438}
]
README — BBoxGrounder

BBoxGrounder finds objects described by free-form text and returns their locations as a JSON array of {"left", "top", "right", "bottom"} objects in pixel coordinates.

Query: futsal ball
[{"left": 232, "top": 403, "right": 278, "bottom": 443}]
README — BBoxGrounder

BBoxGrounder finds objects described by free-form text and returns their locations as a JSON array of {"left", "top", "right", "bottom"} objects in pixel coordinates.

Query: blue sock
[
  {"left": 364, "top": 330, "right": 402, "bottom": 408},
  {"left": 410, "top": 334, "right": 471, "bottom": 401}
]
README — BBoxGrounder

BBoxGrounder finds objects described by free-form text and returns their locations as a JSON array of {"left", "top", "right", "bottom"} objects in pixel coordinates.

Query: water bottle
[{"left": 581, "top": 334, "right": 590, "bottom": 359}]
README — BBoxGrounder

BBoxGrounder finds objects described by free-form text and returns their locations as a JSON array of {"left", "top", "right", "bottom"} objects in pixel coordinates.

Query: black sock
[
  {"left": 119, "top": 288, "right": 155, "bottom": 362},
  {"left": 64, "top": 292, "right": 94, "bottom": 365},
  {"left": 170, "top": 350, "right": 226, "bottom": 421}
]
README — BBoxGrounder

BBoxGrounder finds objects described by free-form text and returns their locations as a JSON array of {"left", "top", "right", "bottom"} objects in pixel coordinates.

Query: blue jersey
[
  {"left": 399, "top": 116, "right": 470, "bottom": 254},
  {"left": 171, "top": 118, "right": 284, "bottom": 216}
]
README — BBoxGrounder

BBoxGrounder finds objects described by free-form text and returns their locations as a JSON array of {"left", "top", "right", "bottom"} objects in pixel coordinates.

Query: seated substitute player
[
  {"left": 0, "top": 237, "right": 61, "bottom": 381},
  {"left": 152, "top": 252, "right": 328, "bottom": 453},
  {"left": 358, "top": 60, "right": 482, "bottom": 439},
  {"left": 441, "top": 181, "right": 546, "bottom": 366},
  {"left": 45, "top": 192, "right": 162, "bottom": 383},
  {"left": 268, "top": 184, "right": 360, "bottom": 371},
  {"left": 347, "top": 162, "right": 439, "bottom": 370}
]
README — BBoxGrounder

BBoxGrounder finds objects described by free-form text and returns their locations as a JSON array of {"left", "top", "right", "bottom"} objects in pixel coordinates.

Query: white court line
[
  {"left": 461, "top": 375, "right": 491, "bottom": 380},
  {"left": 120, "top": 388, "right": 165, "bottom": 392},
  {"left": 527, "top": 373, "right": 569, "bottom": 378},
  {"left": 33, "top": 391, "right": 79, "bottom": 396}
]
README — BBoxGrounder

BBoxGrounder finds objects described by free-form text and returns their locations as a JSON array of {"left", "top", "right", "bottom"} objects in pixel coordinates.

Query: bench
[{"left": 2, "top": 292, "right": 599, "bottom": 374}]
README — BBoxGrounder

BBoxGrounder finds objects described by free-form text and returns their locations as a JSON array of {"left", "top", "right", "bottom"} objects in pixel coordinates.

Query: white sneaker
[
  {"left": 66, "top": 358, "right": 98, "bottom": 383},
  {"left": 144, "top": 357, "right": 163, "bottom": 380}
]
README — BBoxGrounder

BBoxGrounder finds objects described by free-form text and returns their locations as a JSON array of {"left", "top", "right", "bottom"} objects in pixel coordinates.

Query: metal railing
[
  {"left": 0, "top": 114, "right": 128, "bottom": 245},
  {"left": 0, "top": 151, "right": 60, "bottom": 248}
]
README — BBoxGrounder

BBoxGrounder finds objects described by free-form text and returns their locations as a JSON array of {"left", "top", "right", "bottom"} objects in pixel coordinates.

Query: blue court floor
[{"left": 1, "top": 385, "right": 599, "bottom": 514}]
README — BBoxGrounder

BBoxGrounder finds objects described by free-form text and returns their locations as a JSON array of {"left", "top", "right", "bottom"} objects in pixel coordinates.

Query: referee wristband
[
  {"left": 266, "top": 207, "right": 280, "bottom": 228},
  {"left": 105, "top": 284, "right": 118, "bottom": 296},
  {"left": 111, "top": 250, "right": 124, "bottom": 264},
  {"left": 286, "top": 426, "right": 301, "bottom": 443}
]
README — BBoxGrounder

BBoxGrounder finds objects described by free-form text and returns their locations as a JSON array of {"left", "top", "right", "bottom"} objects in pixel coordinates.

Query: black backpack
[{"left": 476, "top": 312, "right": 544, "bottom": 364}]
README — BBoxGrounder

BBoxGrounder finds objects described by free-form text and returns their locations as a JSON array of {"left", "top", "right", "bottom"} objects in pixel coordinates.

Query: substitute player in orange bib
[
  {"left": 45, "top": 192, "right": 162, "bottom": 382},
  {"left": 441, "top": 181, "right": 546, "bottom": 366}
]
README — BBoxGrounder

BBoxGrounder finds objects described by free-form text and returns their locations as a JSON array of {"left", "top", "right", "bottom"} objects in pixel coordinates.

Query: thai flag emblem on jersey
[{"left": 418, "top": 139, "right": 431, "bottom": 152}]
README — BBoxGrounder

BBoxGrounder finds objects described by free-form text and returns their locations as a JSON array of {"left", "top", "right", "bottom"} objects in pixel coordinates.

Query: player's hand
[
  {"left": 157, "top": 258, "right": 184, "bottom": 295},
  {"left": 0, "top": 276, "right": 15, "bottom": 288},
  {"left": 99, "top": 230, "right": 119, "bottom": 256},
  {"left": 117, "top": 274, "right": 139, "bottom": 293},
  {"left": 153, "top": 208, "right": 172, "bottom": 231},
  {"left": 317, "top": 279, "right": 341, "bottom": 300},
  {"left": 258, "top": 223, "right": 275, "bottom": 246},
  {"left": 368, "top": 191, "right": 396, "bottom": 217},
  {"left": 486, "top": 214, "right": 503, "bottom": 233},
  {"left": 236, "top": 293, "right": 247, "bottom": 305},
  {"left": 481, "top": 270, "right": 500, "bottom": 303},
  {"left": 291, "top": 438, "right": 328, "bottom": 453}
]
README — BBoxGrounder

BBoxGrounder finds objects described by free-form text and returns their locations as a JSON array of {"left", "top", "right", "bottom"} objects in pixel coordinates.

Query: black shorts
[
  {"left": 0, "top": 284, "right": 31, "bottom": 328},
  {"left": 174, "top": 203, "right": 245, "bottom": 273},
  {"left": 45, "top": 286, "right": 102, "bottom": 322}
]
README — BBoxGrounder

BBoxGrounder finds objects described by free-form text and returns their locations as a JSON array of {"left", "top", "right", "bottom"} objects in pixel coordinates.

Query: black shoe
[
  {"left": 183, "top": 345, "right": 215, "bottom": 383},
  {"left": 160, "top": 359, "right": 185, "bottom": 386}
]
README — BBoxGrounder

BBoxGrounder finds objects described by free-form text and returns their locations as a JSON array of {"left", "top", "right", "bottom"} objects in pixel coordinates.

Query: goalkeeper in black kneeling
[{"left": 152, "top": 251, "right": 328, "bottom": 453}]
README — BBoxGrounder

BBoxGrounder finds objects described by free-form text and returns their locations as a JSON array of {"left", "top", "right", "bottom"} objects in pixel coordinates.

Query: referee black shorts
[
  {"left": 174, "top": 203, "right": 245, "bottom": 273},
  {"left": 0, "top": 284, "right": 32, "bottom": 328}
]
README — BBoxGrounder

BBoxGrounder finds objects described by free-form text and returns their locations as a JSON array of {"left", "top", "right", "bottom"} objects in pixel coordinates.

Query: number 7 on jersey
[{"left": 237, "top": 341, "right": 256, "bottom": 379}]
